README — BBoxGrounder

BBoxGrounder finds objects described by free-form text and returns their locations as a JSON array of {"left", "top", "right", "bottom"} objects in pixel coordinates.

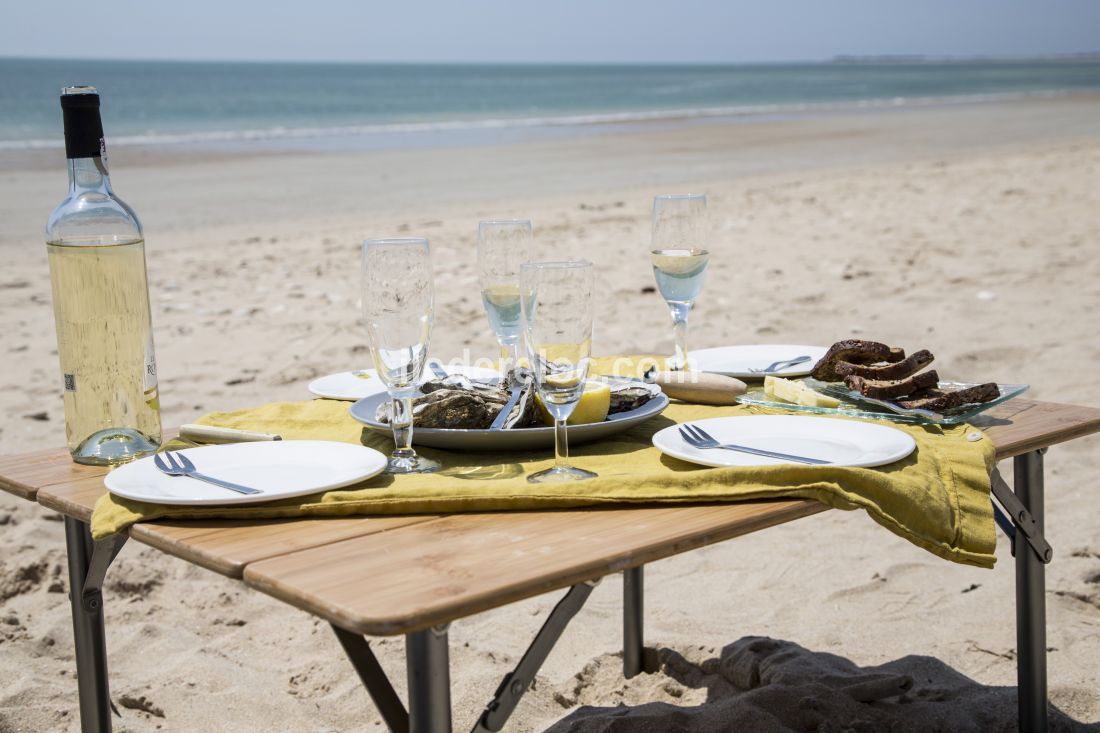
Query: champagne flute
[
  {"left": 520, "top": 260, "right": 597, "bottom": 483},
  {"left": 361, "top": 237, "right": 441, "bottom": 474},
  {"left": 477, "top": 219, "right": 532, "bottom": 377},
  {"left": 650, "top": 194, "right": 710, "bottom": 370}
]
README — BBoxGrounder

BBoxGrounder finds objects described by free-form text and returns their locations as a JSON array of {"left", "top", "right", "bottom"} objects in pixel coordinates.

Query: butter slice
[{"left": 763, "top": 375, "right": 840, "bottom": 408}]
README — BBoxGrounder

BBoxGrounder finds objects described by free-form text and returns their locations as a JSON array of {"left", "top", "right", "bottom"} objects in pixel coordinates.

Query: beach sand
[{"left": 2, "top": 95, "right": 1099, "bottom": 731}]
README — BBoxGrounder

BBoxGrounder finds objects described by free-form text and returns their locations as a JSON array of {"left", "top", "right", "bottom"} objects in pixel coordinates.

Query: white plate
[
  {"left": 309, "top": 362, "right": 502, "bottom": 401},
  {"left": 104, "top": 440, "right": 388, "bottom": 506},
  {"left": 350, "top": 379, "right": 669, "bottom": 451},
  {"left": 691, "top": 344, "right": 829, "bottom": 379},
  {"left": 652, "top": 415, "right": 915, "bottom": 468}
]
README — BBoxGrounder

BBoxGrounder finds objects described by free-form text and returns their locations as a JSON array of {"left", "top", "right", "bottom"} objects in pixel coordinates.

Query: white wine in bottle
[{"left": 45, "top": 86, "right": 161, "bottom": 465}]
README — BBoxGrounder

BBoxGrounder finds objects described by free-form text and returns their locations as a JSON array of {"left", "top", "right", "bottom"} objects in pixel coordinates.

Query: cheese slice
[{"left": 763, "top": 375, "right": 840, "bottom": 408}]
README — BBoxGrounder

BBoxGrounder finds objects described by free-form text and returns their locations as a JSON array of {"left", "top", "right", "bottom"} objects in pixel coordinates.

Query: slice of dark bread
[
  {"left": 896, "top": 383, "right": 1000, "bottom": 411},
  {"left": 834, "top": 350, "right": 934, "bottom": 381},
  {"left": 883, "top": 347, "right": 906, "bottom": 364},
  {"left": 845, "top": 370, "right": 940, "bottom": 400},
  {"left": 811, "top": 340, "right": 902, "bottom": 381}
]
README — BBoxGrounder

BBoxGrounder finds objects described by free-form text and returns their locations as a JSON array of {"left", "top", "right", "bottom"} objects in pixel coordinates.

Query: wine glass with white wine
[
  {"left": 361, "top": 237, "right": 440, "bottom": 474},
  {"left": 650, "top": 194, "right": 710, "bottom": 370},
  {"left": 477, "top": 219, "right": 532, "bottom": 378}
]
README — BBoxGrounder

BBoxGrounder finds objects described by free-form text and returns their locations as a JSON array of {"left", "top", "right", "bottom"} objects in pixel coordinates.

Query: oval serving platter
[{"left": 349, "top": 380, "right": 669, "bottom": 452}]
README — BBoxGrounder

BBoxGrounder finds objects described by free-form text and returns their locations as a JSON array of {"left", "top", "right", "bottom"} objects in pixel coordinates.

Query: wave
[{"left": 0, "top": 89, "right": 1072, "bottom": 151}]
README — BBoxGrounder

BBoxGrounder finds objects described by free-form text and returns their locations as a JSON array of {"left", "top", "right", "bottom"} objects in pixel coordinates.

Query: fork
[
  {"left": 678, "top": 424, "right": 831, "bottom": 465},
  {"left": 153, "top": 452, "right": 263, "bottom": 495},
  {"left": 747, "top": 354, "right": 812, "bottom": 375}
]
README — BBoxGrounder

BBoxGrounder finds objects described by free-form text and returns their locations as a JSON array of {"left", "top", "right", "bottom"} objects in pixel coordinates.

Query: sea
[{"left": 2, "top": 57, "right": 1099, "bottom": 153}]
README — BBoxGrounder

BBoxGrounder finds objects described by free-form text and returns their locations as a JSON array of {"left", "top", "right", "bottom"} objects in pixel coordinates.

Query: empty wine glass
[
  {"left": 520, "top": 260, "right": 597, "bottom": 483},
  {"left": 362, "top": 237, "right": 440, "bottom": 474},
  {"left": 477, "top": 219, "right": 532, "bottom": 377},
  {"left": 650, "top": 194, "right": 710, "bottom": 370}
]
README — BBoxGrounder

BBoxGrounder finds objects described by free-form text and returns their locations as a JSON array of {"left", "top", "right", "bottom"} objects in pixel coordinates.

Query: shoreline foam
[{"left": 0, "top": 88, "right": 1086, "bottom": 152}]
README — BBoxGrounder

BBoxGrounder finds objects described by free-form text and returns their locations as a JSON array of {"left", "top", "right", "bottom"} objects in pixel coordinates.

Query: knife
[
  {"left": 643, "top": 369, "right": 748, "bottom": 406},
  {"left": 178, "top": 424, "right": 283, "bottom": 444}
]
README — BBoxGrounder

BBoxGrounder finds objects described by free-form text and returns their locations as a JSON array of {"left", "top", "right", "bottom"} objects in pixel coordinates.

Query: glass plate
[{"left": 737, "top": 379, "right": 1029, "bottom": 425}]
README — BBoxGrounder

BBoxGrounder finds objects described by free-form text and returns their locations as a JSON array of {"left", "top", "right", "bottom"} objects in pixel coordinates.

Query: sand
[{"left": 1, "top": 95, "right": 1099, "bottom": 732}]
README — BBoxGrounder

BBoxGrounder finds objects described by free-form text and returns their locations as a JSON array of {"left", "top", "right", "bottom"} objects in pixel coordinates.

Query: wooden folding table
[{"left": 2, "top": 398, "right": 1098, "bottom": 733}]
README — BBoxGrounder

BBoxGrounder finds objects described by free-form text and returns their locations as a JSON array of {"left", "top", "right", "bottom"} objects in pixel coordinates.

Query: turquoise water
[{"left": 2, "top": 57, "right": 1099, "bottom": 151}]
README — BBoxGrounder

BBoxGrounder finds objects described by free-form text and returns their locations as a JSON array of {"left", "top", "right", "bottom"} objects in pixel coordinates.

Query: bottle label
[
  {"left": 144, "top": 351, "right": 160, "bottom": 412},
  {"left": 143, "top": 332, "right": 158, "bottom": 391}
]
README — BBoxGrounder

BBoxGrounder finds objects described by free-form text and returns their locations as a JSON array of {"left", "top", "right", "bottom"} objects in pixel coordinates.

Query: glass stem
[
  {"left": 669, "top": 301, "right": 692, "bottom": 370},
  {"left": 553, "top": 417, "right": 569, "bottom": 469},
  {"left": 502, "top": 340, "right": 520, "bottom": 381},
  {"left": 390, "top": 396, "right": 416, "bottom": 457}
]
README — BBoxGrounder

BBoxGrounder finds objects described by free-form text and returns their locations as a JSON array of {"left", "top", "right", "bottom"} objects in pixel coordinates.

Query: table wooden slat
[
  {"left": 979, "top": 399, "right": 1100, "bottom": 460},
  {"left": 0, "top": 429, "right": 179, "bottom": 502},
  {"left": 34, "top": 479, "right": 443, "bottom": 578},
  {"left": 130, "top": 516, "right": 440, "bottom": 578},
  {"left": 0, "top": 448, "right": 107, "bottom": 501},
  {"left": 243, "top": 500, "right": 828, "bottom": 636},
  {"left": 35, "top": 476, "right": 110, "bottom": 522}
]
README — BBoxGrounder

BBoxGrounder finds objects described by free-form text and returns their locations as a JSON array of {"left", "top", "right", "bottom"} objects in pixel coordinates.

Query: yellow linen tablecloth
[{"left": 90, "top": 358, "right": 997, "bottom": 567}]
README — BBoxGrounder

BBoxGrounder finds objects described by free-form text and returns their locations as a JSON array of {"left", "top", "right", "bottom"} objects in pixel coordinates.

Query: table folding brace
[
  {"left": 328, "top": 578, "right": 604, "bottom": 733},
  {"left": 332, "top": 624, "right": 410, "bottom": 733},
  {"left": 63, "top": 518, "right": 127, "bottom": 733},
  {"left": 991, "top": 461, "right": 1053, "bottom": 564},
  {"left": 470, "top": 577, "right": 601, "bottom": 733}
]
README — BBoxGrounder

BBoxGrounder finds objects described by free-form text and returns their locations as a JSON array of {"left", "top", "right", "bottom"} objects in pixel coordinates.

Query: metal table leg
[
  {"left": 1014, "top": 451, "right": 1048, "bottom": 732},
  {"left": 623, "top": 566, "right": 644, "bottom": 679},
  {"left": 407, "top": 625, "right": 452, "bottom": 733},
  {"left": 64, "top": 518, "right": 122, "bottom": 733}
]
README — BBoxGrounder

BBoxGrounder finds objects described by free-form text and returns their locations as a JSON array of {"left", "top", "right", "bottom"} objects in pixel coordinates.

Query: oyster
[
  {"left": 608, "top": 381, "right": 659, "bottom": 414},
  {"left": 414, "top": 389, "right": 503, "bottom": 429},
  {"left": 420, "top": 374, "right": 501, "bottom": 397},
  {"left": 376, "top": 387, "right": 507, "bottom": 429}
]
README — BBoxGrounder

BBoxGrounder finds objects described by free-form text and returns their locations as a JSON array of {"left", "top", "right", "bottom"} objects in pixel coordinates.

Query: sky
[{"left": 2, "top": 0, "right": 1098, "bottom": 64}]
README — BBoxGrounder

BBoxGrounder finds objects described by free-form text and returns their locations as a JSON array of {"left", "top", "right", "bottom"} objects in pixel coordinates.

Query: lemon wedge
[{"left": 535, "top": 380, "right": 612, "bottom": 425}]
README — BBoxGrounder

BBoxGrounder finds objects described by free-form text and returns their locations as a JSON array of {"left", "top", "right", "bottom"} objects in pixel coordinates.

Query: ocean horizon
[{"left": 3, "top": 56, "right": 1099, "bottom": 153}]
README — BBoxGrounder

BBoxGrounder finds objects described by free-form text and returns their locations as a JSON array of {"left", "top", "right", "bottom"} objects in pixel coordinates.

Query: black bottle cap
[{"left": 60, "top": 86, "right": 105, "bottom": 160}]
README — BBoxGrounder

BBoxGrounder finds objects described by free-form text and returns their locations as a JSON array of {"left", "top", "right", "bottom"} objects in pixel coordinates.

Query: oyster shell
[
  {"left": 415, "top": 390, "right": 502, "bottom": 429},
  {"left": 375, "top": 387, "right": 508, "bottom": 429},
  {"left": 421, "top": 374, "right": 502, "bottom": 397},
  {"left": 501, "top": 380, "right": 541, "bottom": 429},
  {"left": 607, "top": 380, "right": 659, "bottom": 414}
]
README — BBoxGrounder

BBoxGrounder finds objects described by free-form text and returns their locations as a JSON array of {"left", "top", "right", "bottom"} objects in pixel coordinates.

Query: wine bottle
[{"left": 45, "top": 86, "right": 162, "bottom": 465}]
